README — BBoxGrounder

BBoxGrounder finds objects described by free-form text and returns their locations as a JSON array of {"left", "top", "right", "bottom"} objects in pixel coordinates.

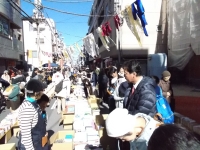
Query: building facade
[
  {"left": 0, "top": 0, "right": 24, "bottom": 74},
  {"left": 88, "top": 0, "right": 168, "bottom": 67},
  {"left": 23, "top": 16, "right": 58, "bottom": 68}
]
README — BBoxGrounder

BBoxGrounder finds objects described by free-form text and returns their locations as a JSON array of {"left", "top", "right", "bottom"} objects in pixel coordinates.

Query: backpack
[{"left": 155, "top": 86, "right": 174, "bottom": 124}]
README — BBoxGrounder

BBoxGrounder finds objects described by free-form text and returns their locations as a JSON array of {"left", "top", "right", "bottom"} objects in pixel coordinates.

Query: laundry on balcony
[
  {"left": 83, "top": 33, "right": 98, "bottom": 57},
  {"left": 96, "top": 27, "right": 110, "bottom": 51},
  {"left": 122, "top": 5, "right": 143, "bottom": 47}
]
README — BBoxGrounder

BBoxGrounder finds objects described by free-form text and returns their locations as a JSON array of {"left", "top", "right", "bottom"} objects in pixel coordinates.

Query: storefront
[{"left": 0, "top": 58, "right": 17, "bottom": 75}]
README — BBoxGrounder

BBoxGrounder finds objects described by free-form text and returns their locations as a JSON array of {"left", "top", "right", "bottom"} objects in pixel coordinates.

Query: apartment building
[
  {"left": 0, "top": 0, "right": 24, "bottom": 74},
  {"left": 87, "top": 0, "right": 168, "bottom": 68},
  {"left": 23, "top": 15, "right": 60, "bottom": 68}
]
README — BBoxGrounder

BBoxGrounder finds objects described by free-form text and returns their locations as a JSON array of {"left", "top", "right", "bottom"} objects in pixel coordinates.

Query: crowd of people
[{"left": 0, "top": 60, "right": 199, "bottom": 150}]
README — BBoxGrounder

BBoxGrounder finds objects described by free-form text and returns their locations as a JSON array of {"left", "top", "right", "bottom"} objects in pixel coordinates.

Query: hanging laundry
[
  {"left": 114, "top": 15, "right": 120, "bottom": 31},
  {"left": 102, "top": 22, "right": 112, "bottom": 36},
  {"left": 83, "top": 33, "right": 97, "bottom": 57},
  {"left": 114, "top": 15, "right": 124, "bottom": 31},
  {"left": 95, "top": 44, "right": 99, "bottom": 56},
  {"left": 63, "top": 50, "right": 68, "bottom": 58},
  {"left": 96, "top": 27, "right": 110, "bottom": 51},
  {"left": 122, "top": 5, "right": 143, "bottom": 47},
  {"left": 133, "top": 0, "right": 148, "bottom": 36},
  {"left": 75, "top": 43, "right": 81, "bottom": 52},
  {"left": 70, "top": 46, "right": 75, "bottom": 54}
]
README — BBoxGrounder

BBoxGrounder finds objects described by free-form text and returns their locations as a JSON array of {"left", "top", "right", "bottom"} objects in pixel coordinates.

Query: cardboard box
[
  {"left": 50, "top": 130, "right": 74, "bottom": 150},
  {"left": 62, "top": 115, "right": 74, "bottom": 130},
  {"left": 90, "top": 103, "right": 99, "bottom": 109},
  {"left": 89, "top": 95, "right": 96, "bottom": 99},
  {"left": 0, "top": 143, "right": 16, "bottom": 150}
]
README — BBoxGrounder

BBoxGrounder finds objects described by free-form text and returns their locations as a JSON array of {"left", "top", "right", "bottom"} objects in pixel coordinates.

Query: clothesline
[{"left": 69, "top": 0, "right": 148, "bottom": 57}]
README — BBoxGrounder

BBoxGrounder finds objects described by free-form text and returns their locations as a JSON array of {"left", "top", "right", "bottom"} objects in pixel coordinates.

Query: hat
[
  {"left": 4, "top": 70, "right": 8, "bottom": 74},
  {"left": 162, "top": 71, "right": 171, "bottom": 77},
  {"left": 26, "top": 79, "right": 45, "bottom": 93},
  {"left": 106, "top": 108, "right": 136, "bottom": 137}
]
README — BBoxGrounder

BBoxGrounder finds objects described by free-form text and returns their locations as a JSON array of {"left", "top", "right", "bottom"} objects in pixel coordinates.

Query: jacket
[
  {"left": 125, "top": 76, "right": 156, "bottom": 117},
  {"left": 8, "top": 84, "right": 20, "bottom": 101}
]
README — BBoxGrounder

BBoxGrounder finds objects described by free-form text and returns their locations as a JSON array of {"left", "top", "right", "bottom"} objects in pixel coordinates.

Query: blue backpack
[{"left": 155, "top": 86, "right": 174, "bottom": 124}]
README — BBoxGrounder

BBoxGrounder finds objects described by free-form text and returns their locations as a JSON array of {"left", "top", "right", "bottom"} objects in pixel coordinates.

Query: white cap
[{"left": 106, "top": 108, "right": 136, "bottom": 137}]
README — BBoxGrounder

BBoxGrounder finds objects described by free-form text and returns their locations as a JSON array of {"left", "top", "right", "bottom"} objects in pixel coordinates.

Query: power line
[
  {"left": 55, "top": 11, "right": 91, "bottom": 23},
  {"left": 23, "top": 0, "right": 115, "bottom": 17},
  {"left": 43, "top": 0, "right": 93, "bottom": 3},
  {"left": 56, "top": 21, "right": 87, "bottom": 24}
]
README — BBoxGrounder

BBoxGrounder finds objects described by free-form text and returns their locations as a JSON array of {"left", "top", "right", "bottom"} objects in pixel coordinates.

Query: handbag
[{"left": 55, "top": 80, "right": 63, "bottom": 93}]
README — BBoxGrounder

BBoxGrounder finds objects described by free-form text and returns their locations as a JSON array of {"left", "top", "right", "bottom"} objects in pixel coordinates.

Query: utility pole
[
  {"left": 33, "top": 0, "right": 42, "bottom": 67},
  {"left": 115, "top": 0, "right": 122, "bottom": 67}
]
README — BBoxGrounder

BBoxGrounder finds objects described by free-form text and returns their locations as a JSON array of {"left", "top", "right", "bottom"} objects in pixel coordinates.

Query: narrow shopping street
[{"left": 0, "top": 0, "right": 200, "bottom": 150}]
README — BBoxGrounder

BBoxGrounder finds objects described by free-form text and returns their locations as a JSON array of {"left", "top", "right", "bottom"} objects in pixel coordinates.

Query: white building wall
[{"left": 23, "top": 20, "right": 53, "bottom": 68}]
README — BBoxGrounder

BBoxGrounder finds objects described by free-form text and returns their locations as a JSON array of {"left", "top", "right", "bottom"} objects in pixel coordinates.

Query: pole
[
  {"left": 118, "top": 29, "right": 121, "bottom": 65},
  {"left": 36, "top": 22, "right": 41, "bottom": 67},
  {"left": 117, "top": 0, "right": 122, "bottom": 67}
]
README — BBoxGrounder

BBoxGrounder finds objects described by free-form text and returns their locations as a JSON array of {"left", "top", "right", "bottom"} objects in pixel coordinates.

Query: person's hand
[{"left": 167, "top": 92, "right": 171, "bottom": 97}]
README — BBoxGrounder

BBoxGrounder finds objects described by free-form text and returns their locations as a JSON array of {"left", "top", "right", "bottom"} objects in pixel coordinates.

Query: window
[
  {"left": 32, "top": 51, "right": 37, "bottom": 58},
  {"left": 36, "top": 38, "right": 45, "bottom": 43},
  {"left": 0, "top": 15, "right": 9, "bottom": 37}
]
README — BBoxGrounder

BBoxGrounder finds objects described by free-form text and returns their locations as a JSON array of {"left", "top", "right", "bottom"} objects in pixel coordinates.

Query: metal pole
[
  {"left": 118, "top": 29, "right": 121, "bottom": 65},
  {"left": 36, "top": 22, "right": 41, "bottom": 67},
  {"left": 117, "top": 1, "right": 122, "bottom": 67}
]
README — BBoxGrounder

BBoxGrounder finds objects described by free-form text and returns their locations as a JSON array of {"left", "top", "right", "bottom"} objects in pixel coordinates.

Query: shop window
[{"left": 0, "top": 15, "right": 9, "bottom": 37}]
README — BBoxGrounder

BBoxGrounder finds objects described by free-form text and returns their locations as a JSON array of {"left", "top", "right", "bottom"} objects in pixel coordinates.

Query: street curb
[{"left": 174, "top": 112, "right": 200, "bottom": 135}]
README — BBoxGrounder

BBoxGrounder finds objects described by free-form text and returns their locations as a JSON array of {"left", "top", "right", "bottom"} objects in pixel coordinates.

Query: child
[{"left": 37, "top": 94, "right": 50, "bottom": 125}]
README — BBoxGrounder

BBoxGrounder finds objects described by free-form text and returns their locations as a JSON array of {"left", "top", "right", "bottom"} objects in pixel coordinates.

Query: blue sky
[{"left": 21, "top": 0, "right": 93, "bottom": 47}]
